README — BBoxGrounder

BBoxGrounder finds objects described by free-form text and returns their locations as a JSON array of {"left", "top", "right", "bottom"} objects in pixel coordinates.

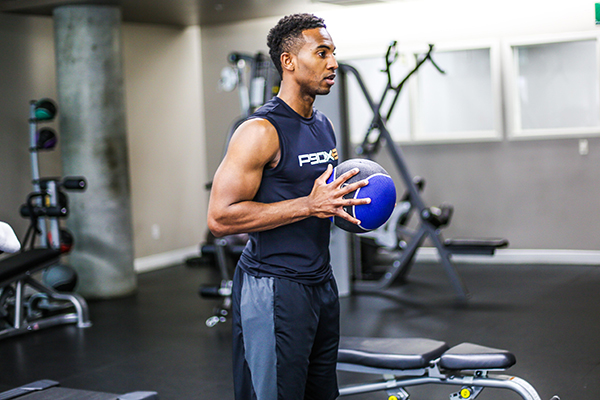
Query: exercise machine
[
  {"left": 197, "top": 233, "right": 247, "bottom": 327},
  {"left": 0, "top": 98, "right": 91, "bottom": 340},
  {"left": 0, "top": 102, "right": 155, "bottom": 396},
  {"left": 218, "top": 51, "right": 279, "bottom": 118},
  {"left": 0, "top": 178, "right": 91, "bottom": 340},
  {"left": 337, "top": 336, "right": 559, "bottom": 400},
  {"left": 192, "top": 51, "right": 279, "bottom": 327},
  {"left": 211, "top": 50, "right": 280, "bottom": 161},
  {"left": 338, "top": 43, "right": 508, "bottom": 300},
  {"left": 358, "top": 175, "right": 425, "bottom": 279},
  {"left": 0, "top": 244, "right": 90, "bottom": 340},
  {"left": 212, "top": 51, "right": 279, "bottom": 163},
  {"left": 0, "top": 380, "right": 157, "bottom": 400}
]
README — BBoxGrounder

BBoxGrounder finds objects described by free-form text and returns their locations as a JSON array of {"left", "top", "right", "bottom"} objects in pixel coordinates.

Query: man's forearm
[{"left": 208, "top": 196, "right": 312, "bottom": 237}]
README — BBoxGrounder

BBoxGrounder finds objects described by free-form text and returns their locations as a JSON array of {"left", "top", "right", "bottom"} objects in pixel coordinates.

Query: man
[{"left": 207, "top": 13, "right": 369, "bottom": 400}]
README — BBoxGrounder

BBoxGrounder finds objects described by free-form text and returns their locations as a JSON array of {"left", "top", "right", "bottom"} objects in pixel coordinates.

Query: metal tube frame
[
  {"left": 0, "top": 271, "right": 92, "bottom": 340},
  {"left": 29, "top": 101, "right": 48, "bottom": 248},
  {"left": 338, "top": 363, "right": 542, "bottom": 400}
]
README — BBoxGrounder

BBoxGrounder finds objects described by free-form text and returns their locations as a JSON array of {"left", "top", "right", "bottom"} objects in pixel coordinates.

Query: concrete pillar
[{"left": 53, "top": 5, "right": 136, "bottom": 299}]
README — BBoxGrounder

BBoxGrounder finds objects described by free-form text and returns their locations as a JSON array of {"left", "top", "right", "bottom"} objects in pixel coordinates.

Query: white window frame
[
  {"left": 342, "top": 51, "right": 414, "bottom": 144},
  {"left": 503, "top": 31, "right": 600, "bottom": 139},
  {"left": 341, "top": 41, "right": 503, "bottom": 145},
  {"left": 409, "top": 40, "right": 503, "bottom": 143}
]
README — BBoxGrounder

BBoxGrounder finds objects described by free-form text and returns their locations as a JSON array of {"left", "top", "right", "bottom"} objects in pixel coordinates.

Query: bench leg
[
  {"left": 26, "top": 277, "right": 92, "bottom": 328},
  {"left": 339, "top": 372, "right": 543, "bottom": 400}
]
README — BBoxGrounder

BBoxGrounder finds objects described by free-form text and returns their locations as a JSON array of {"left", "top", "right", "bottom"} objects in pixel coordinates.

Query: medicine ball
[
  {"left": 327, "top": 158, "right": 396, "bottom": 233},
  {"left": 34, "top": 98, "right": 57, "bottom": 121},
  {"left": 36, "top": 128, "right": 58, "bottom": 150},
  {"left": 42, "top": 264, "right": 78, "bottom": 292}
]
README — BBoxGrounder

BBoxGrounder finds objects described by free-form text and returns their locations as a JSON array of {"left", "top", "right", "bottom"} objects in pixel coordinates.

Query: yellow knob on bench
[{"left": 460, "top": 387, "right": 472, "bottom": 398}]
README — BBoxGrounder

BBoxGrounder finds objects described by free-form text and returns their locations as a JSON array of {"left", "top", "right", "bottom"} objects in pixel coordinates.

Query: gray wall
[
  {"left": 0, "top": 14, "right": 207, "bottom": 268},
  {"left": 201, "top": 22, "right": 269, "bottom": 184},
  {"left": 0, "top": 14, "right": 61, "bottom": 237},
  {"left": 200, "top": 2, "right": 600, "bottom": 252},
  {"left": 379, "top": 137, "right": 600, "bottom": 250}
]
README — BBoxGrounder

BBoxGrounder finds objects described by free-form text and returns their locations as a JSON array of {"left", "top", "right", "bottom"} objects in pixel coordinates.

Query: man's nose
[{"left": 328, "top": 56, "right": 338, "bottom": 70}]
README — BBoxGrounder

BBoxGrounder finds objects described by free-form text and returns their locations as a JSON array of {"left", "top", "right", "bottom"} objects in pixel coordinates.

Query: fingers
[
  {"left": 317, "top": 163, "right": 334, "bottom": 184},
  {"left": 330, "top": 167, "right": 359, "bottom": 187},
  {"left": 332, "top": 197, "right": 371, "bottom": 225},
  {"left": 338, "top": 213, "right": 361, "bottom": 226},
  {"left": 327, "top": 164, "right": 371, "bottom": 208},
  {"left": 337, "top": 195, "right": 370, "bottom": 224},
  {"left": 328, "top": 167, "right": 369, "bottom": 193},
  {"left": 344, "top": 196, "right": 371, "bottom": 206},
  {"left": 339, "top": 179, "right": 369, "bottom": 197},
  {"left": 310, "top": 164, "right": 371, "bottom": 225},
  {"left": 332, "top": 183, "right": 371, "bottom": 226}
]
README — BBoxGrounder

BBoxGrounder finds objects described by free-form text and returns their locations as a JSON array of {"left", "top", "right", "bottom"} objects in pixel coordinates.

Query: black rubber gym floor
[{"left": 1, "top": 259, "right": 599, "bottom": 400}]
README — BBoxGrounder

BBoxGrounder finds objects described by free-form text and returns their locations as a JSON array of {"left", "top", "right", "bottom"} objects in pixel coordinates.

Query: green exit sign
[{"left": 596, "top": 3, "right": 600, "bottom": 25}]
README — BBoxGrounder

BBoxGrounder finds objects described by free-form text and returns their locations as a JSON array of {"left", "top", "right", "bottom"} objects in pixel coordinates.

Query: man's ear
[{"left": 281, "top": 52, "right": 295, "bottom": 73}]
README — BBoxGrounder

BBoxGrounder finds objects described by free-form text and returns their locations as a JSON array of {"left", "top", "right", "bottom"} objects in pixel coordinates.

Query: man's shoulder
[
  {"left": 237, "top": 117, "right": 277, "bottom": 138},
  {"left": 252, "top": 97, "right": 281, "bottom": 118}
]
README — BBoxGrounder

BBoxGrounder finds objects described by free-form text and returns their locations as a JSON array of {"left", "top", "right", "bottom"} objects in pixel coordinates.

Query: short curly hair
[{"left": 267, "top": 13, "right": 327, "bottom": 77}]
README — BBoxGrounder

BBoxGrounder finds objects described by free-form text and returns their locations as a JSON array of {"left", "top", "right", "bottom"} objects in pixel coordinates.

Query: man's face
[{"left": 292, "top": 27, "right": 338, "bottom": 96}]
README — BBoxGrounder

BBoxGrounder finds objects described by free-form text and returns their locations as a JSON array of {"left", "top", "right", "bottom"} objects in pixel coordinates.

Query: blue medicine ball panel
[{"left": 327, "top": 159, "right": 396, "bottom": 233}]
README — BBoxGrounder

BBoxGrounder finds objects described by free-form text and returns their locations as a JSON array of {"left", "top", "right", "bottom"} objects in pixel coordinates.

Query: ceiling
[{"left": 0, "top": 0, "right": 342, "bottom": 26}]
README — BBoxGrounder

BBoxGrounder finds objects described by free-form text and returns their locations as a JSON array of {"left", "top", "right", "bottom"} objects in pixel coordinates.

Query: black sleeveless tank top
[{"left": 237, "top": 97, "right": 338, "bottom": 285}]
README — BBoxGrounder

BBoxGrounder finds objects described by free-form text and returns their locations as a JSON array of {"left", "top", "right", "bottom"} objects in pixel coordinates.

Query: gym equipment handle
[
  {"left": 37, "top": 176, "right": 86, "bottom": 191},
  {"left": 62, "top": 176, "right": 87, "bottom": 191},
  {"left": 20, "top": 204, "right": 67, "bottom": 218},
  {"left": 421, "top": 205, "right": 453, "bottom": 228}
]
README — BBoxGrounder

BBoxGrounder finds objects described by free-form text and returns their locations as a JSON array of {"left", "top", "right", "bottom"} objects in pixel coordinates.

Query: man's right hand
[{"left": 307, "top": 164, "right": 370, "bottom": 226}]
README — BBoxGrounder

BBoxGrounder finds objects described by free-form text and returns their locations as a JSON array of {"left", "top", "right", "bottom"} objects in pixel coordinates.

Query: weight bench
[
  {"left": 338, "top": 337, "right": 556, "bottom": 400},
  {"left": 0, "top": 248, "right": 91, "bottom": 340},
  {"left": 197, "top": 234, "right": 247, "bottom": 327},
  {"left": 0, "top": 380, "right": 157, "bottom": 400},
  {"left": 443, "top": 238, "right": 509, "bottom": 256}
]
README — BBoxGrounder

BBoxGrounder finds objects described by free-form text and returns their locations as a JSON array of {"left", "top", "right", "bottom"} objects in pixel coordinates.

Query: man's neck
[{"left": 277, "top": 83, "right": 315, "bottom": 118}]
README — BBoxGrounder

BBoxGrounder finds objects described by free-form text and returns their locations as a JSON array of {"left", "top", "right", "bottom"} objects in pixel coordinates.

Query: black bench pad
[
  {"left": 439, "top": 342, "right": 516, "bottom": 370},
  {"left": 338, "top": 337, "right": 449, "bottom": 370},
  {"left": 444, "top": 238, "right": 509, "bottom": 255},
  {"left": 0, "top": 248, "right": 61, "bottom": 283}
]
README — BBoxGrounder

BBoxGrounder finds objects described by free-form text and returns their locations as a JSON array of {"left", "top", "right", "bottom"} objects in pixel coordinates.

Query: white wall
[
  {"left": 202, "top": 0, "right": 597, "bottom": 61},
  {"left": 321, "top": 0, "right": 594, "bottom": 58}
]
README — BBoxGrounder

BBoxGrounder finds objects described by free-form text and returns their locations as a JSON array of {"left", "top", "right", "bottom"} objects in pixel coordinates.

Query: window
[
  {"left": 413, "top": 44, "right": 502, "bottom": 142},
  {"left": 504, "top": 33, "right": 600, "bottom": 138},
  {"left": 344, "top": 55, "right": 412, "bottom": 143},
  {"left": 343, "top": 42, "right": 502, "bottom": 144}
]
